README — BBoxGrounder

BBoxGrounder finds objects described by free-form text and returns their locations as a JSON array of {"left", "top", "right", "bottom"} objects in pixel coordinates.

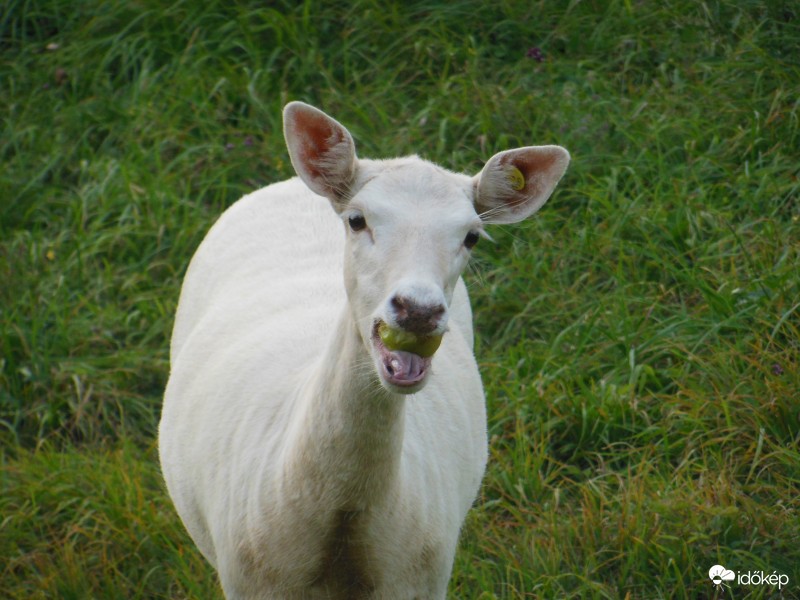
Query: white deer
[{"left": 159, "top": 102, "right": 569, "bottom": 599}]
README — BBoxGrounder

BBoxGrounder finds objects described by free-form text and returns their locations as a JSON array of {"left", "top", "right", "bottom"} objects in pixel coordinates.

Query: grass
[{"left": 1, "top": 0, "right": 799, "bottom": 597}]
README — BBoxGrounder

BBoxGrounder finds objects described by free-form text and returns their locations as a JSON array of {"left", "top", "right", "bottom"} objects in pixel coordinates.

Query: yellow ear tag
[{"left": 508, "top": 166, "right": 525, "bottom": 191}]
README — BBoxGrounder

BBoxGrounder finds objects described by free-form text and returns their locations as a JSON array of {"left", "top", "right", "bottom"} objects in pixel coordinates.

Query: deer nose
[{"left": 390, "top": 294, "right": 446, "bottom": 335}]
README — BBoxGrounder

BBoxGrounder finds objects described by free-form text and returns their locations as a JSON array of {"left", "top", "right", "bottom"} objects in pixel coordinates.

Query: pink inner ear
[
  {"left": 502, "top": 148, "right": 565, "bottom": 207},
  {"left": 502, "top": 149, "right": 560, "bottom": 183},
  {"left": 293, "top": 111, "right": 338, "bottom": 178}
]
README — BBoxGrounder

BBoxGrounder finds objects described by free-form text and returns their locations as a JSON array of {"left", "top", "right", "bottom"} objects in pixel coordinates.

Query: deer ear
[
  {"left": 283, "top": 102, "right": 358, "bottom": 206},
  {"left": 473, "top": 146, "right": 570, "bottom": 224}
]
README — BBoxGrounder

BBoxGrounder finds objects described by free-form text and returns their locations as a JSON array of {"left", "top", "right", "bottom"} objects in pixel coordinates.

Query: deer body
[{"left": 159, "top": 103, "right": 569, "bottom": 599}]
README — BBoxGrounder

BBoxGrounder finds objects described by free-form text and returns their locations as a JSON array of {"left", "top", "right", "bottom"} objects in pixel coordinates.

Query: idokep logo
[
  {"left": 708, "top": 564, "right": 790, "bottom": 591},
  {"left": 708, "top": 565, "right": 735, "bottom": 588}
]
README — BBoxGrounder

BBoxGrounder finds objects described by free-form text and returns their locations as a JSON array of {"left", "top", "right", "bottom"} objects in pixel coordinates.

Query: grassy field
[{"left": 2, "top": 0, "right": 799, "bottom": 597}]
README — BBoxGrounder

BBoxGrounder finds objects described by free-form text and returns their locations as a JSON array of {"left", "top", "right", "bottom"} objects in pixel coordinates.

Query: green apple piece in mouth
[{"left": 378, "top": 322, "right": 443, "bottom": 358}]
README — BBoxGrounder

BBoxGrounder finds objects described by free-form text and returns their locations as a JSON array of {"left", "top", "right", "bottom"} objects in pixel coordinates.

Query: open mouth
[{"left": 371, "top": 321, "right": 433, "bottom": 389}]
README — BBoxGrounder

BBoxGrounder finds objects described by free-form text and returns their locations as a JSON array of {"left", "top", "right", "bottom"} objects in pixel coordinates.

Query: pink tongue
[{"left": 385, "top": 350, "right": 426, "bottom": 383}]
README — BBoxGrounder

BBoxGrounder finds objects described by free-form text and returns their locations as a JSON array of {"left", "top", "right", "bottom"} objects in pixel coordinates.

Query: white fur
[{"left": 159, "top": 102, "right": 569, "bottom": 599}]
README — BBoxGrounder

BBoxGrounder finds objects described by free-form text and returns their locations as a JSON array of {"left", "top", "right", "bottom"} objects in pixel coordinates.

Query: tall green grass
[{"left": 2, "top": 0, "right": 798, "bottom": 597}]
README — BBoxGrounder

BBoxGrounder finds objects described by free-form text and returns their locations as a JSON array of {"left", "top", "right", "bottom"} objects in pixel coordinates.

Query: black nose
[{"left": 391, "top": 295, "right": 445, "bottom": 335}]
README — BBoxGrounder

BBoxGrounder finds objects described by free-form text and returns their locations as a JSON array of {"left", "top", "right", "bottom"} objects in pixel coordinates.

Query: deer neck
[{"left": 284, "top": 305, "right": 406, "bottom": 509}]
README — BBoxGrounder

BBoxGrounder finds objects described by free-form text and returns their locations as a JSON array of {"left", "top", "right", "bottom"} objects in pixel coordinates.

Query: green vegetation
[{"left": 2, "top": 0, "right": 798, "bottom": 597}]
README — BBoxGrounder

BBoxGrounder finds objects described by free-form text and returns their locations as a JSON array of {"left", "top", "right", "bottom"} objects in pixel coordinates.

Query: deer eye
[
  {"left": 348, "top": 214, "right": 367, "bottom": 232},
  {"left": 464, "top": 231, "right": 480, "bottom": 250}
]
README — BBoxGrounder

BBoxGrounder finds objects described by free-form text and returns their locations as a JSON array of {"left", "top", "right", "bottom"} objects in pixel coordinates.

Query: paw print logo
[{"left": 709, "top": 564, "right": 735, "bottom": 588}]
